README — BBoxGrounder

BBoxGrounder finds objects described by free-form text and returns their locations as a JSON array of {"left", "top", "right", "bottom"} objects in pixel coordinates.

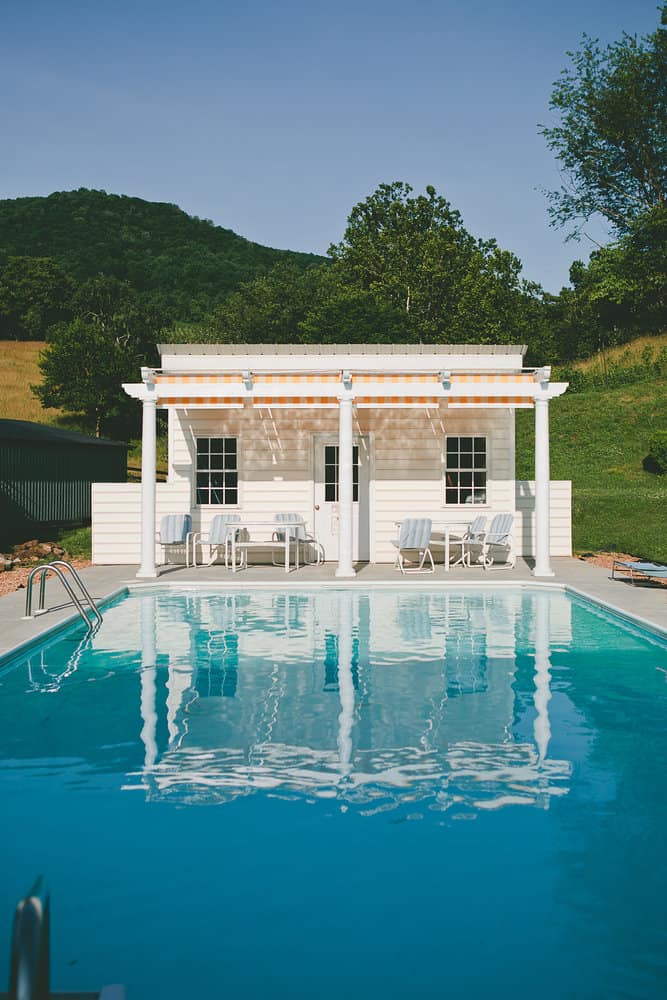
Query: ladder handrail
[
  {"left": 23, "top": 562, "right": 103, "bottom": 633},
  {"left": 9, "top": 876, "right": 50, "bottom": 1000},
  {"left": 38, "top": 560, "right": 103, "bottom": 625}
]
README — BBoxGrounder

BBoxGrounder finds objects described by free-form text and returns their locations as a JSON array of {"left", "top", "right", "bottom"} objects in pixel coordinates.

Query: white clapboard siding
[
  {"left": 371, "top": 407, "right": 514, "bottom": 562},
  {"left": 515, "top": 481, "right": 572, "bottom": 556},
  {"left": 92, "top": 482, "right": 191, "bottom": 564},
  {"left": 93, "top": 408, "right": 571, "bottom": 564}
]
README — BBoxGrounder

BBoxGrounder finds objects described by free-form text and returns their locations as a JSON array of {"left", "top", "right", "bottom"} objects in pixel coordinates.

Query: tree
[
  {"left": 540, "top": 6, "right": 666, "bottom": 237},
  {"left": 203, "top": 262, "right": 325, "bottom": 343},
  {"left": 297, "top": 266, "right": 412, "bottom": 344},
  {"left": 33, "top": 277, "right": 171, "bottom": 437},
  {"left": 549, "top": 203, "right": 667, "bottom": 360},
  {"left": 328, "top": 181, "right": 542, "bottom": 345},
  {"left": 0, "top": 256, "right": 73, "bottom": 339}
]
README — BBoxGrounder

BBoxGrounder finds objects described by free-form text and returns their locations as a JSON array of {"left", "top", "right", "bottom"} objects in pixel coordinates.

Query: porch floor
[{"left": 0, "top": 557, "right": 664, "bottom": 659}]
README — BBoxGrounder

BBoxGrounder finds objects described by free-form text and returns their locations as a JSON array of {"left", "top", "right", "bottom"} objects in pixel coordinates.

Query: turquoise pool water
[{"left": 1, "top": 587, "right": 666, "bottom": 998}]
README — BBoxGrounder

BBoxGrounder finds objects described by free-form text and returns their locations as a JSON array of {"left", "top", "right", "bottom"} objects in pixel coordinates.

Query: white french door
[{"left": 314, "top": 436, "right": 370, "bottom": 562}]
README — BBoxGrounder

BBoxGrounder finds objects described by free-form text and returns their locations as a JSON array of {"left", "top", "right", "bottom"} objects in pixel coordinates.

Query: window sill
[
  {"left": 441, "top": 504, "right": 490, "bottom": 510},
  {"left": 196, "top": 504, "right": 242, "bottom": 510}
]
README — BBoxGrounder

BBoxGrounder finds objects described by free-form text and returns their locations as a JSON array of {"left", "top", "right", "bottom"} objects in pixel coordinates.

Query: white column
[
  {"left": 137, "top": 393, "right": 158, "bottom": 579},
  {"left": 335, "top": 394, "right": 356, "bottom": 578},
  {"left": 533, "top": 395, "right": 554, "bottom": 577}
]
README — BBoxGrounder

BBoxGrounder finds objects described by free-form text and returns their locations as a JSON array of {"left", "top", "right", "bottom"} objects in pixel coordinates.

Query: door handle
[{"left": 314, "top": 504, "right": 320, "bottom": 510}]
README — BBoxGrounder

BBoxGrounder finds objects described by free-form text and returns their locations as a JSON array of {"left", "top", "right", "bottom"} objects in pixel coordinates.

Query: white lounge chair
[
  {"left": 159, "top": 513, "right": 191, "bottom": 564},
  {"left": 194, "top": 514, "right": 243, "bottom": 568},
  {"left": 272, "top": 513, "right": 324, "bottom": 566},
  {"left": 392, "top": 518, "right": 435, "bottom": 574},
  {"left": 464, "top": 513, "right": 515, "bottom": 570}
]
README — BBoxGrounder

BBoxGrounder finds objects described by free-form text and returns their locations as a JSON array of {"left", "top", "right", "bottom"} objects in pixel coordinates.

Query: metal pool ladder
[
  {"left": 23, "top": 560, "right": 103, "bottom": 634},
  {"left": 2, "top": 875, "right": 125, "bottom": 999}
]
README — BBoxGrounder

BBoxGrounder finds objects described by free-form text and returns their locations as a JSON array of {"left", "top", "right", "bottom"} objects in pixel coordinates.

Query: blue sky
[{"left": 1, "top": 0, "right": 660, "bottom": 292}]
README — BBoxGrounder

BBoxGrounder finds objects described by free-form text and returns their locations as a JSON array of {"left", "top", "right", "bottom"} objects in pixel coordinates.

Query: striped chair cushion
[
  {"left": 208, "top": 514, "right": 241, "bottom": 544},
  {"left": 160, "top": 513, "right": 191, "bottom": 545},
  {"left": 399, "top": 518, "right": 432, "bottom": 550},
  {"left": 486, "top": 513, "right": 513, "bottom": 543},
  {"left": 274, "top": 513, "right": 307, "bottom": 541}
]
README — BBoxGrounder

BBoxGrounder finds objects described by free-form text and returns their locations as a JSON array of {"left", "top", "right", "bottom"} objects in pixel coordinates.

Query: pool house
[{"left": 91, "top": 343, "right": 570, "bottom": 577}]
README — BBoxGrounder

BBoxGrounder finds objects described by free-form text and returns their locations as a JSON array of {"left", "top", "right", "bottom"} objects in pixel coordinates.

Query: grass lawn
[{"left": 516, "top": 377, "right": 667, "bottom": 563}]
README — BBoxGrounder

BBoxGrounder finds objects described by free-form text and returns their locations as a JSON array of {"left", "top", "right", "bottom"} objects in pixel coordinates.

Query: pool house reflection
[{"left": 132, "top": 589, "right": 573, "bottom": 814}]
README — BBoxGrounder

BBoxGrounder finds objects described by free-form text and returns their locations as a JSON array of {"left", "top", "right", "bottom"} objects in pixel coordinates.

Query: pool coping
[{"left": 1, "top": 569, "right": 665, "bottom": 669}]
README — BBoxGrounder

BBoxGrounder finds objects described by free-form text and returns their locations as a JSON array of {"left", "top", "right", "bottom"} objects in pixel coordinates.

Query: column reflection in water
[
  {"left": 337, "top": 590, "right": 355, "bottom": 777},
  {"left": 533, "top": 592, "right": 552, "bottom": 762},
  {"left": 139, "top": 593, "right": 158, "bottom": 770}
]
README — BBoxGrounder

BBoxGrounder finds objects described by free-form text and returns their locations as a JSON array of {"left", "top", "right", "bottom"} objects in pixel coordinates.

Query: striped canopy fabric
[{"left": 159, "top": 513, "right": 191, "bottom": 545}]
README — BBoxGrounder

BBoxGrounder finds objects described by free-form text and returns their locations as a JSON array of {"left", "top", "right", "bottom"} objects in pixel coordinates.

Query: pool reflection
[{"left": 125, "top": 589, "right": 573, "bottom": 815}]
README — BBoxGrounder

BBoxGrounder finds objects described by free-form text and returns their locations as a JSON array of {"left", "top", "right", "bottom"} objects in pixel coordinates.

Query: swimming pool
[{"left": 1, "top": 587, "right": 666, "bottom": 998}]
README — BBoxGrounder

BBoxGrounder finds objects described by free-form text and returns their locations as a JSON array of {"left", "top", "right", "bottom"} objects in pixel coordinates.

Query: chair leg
[{"left": 399, "top": 547, "right": 435, "bottom": 574}]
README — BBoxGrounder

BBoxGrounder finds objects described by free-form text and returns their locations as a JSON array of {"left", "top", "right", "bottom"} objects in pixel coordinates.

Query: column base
[
  {"left": 136, "top": 568, "right": 160, "bottom": 580},
  {"left": 335, "top": 567, "right": 356, "bottom": 579},
  {"left": 532, "top": 566, "right": 555, "bottom": 578}
]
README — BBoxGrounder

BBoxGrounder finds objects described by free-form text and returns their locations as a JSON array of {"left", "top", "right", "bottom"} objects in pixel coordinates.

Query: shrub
[{"left": 647, "top": 431, "right": 667, "bottom": 474}]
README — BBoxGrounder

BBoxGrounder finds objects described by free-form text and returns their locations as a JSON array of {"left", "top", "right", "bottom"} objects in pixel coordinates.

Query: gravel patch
[{"left": 0, "top": 559, "right": 92, "bottom": 598}]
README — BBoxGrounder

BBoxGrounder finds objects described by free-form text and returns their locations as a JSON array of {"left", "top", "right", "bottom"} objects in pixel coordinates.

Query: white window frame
[
  {"left": 444, "top": 435, "right": 488, "bottom": 506},
  {"left": 195, "top": 435, "right": 240, "bottom": 507}
]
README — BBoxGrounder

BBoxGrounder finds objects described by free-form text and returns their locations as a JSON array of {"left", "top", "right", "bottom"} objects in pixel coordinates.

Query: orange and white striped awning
[{"left": 148, "top": 370, "right": 539, "bottom": 408}]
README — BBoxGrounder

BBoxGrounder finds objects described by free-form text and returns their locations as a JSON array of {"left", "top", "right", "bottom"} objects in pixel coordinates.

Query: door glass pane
[
  {"left": 353, "top": 446, "right": 359, "bottom": 503},
  {"left": 325, "top": 445, "right": 339, "bottom": 501},
  {"left": 322, "top": 445, "right": 360, "bottom": 503}
]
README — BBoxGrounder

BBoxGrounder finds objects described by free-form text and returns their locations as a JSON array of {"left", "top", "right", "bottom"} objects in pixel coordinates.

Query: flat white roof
[
  {"left": 158, "top": 343, "right": 529, "bottom": 374},
  {"left": 160, "top": 343, "right": 527, "bottom": 357}
]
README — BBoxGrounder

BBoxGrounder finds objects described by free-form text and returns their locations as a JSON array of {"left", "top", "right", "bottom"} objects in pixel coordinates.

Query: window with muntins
[
  {"left": 445, "top": 436, "right": 486, "bottom": 505},
  {"left": 196, "top": 437, "right": 238, "bottom": 505}
]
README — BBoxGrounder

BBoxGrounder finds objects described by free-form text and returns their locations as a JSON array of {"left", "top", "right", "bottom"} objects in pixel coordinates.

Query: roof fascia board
[{"left": 158, "top": 352, "right": 527, "bottom": 374}]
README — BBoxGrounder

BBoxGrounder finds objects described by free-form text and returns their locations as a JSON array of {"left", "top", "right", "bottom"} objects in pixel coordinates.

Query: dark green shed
[{"left": 0, "top": 420, "right": 128, "bottom": 549}]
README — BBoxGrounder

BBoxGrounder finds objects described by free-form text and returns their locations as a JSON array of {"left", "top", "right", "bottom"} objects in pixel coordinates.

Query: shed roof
[{"left": 0, "top": 420, "right": 128, "bottom": 449}]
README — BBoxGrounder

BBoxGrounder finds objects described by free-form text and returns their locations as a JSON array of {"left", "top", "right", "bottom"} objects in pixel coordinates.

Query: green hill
[
  {"left": 516, "top": 377, "right": 667, "bottom": 563},
  {"left": 0, "top": 189, "right": 324, "bottom": 321}
]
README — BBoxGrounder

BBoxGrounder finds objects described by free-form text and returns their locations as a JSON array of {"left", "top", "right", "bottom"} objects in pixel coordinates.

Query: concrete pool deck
[{"left": 0, "top": 557, "right": 665, "bottom": 659}]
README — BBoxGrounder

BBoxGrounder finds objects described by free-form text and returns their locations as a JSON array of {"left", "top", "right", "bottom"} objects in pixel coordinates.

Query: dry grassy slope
[
  {"left": 571, "top": 332, "right": 667, "bottom": 374},
  {"left": 0, "top": 341, "right": 64, "bottom": 423},
  {"left": 0, "top": 341, "right": 168, "bottom": 478}
]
